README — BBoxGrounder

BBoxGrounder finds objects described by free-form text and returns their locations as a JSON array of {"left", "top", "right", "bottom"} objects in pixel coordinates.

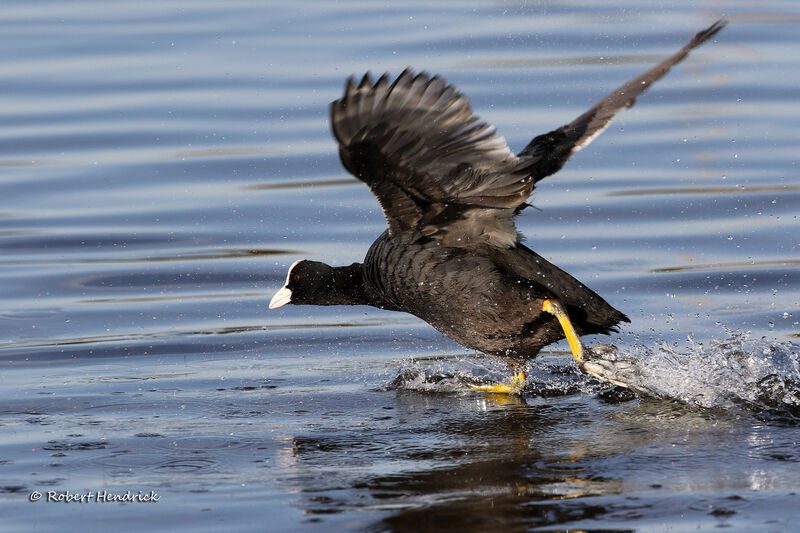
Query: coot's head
[{"left": 269, "top": 259, "right": 334, "bottom": 309}]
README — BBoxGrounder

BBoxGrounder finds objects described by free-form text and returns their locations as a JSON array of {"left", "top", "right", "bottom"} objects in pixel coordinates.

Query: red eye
[{"left": 293, "top": 274, "right": 300, "bottom": 283}]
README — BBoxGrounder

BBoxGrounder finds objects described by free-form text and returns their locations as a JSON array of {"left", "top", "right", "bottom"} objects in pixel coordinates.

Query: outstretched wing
[
  {"left": 330, "top": 19, "right": 726, "bottom": 245},
  {"left": 518, "top": 18, "right": 727, "bottom": 181},
  {"left": 331, "top": 70, "right": 533, "bottom": 247}
]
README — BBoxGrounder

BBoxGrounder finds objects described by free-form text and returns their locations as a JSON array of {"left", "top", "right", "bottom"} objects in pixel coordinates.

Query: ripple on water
[{"left": 65, "top": 434, "right": 279, "bottom": 481}]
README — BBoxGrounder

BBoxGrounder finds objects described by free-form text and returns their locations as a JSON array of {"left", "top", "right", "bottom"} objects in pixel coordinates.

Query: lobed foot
[
  {"left": 471, "top": 371, "right": 527, "bottom": 395},
  {"left": 543, "top": 299, "right": 645, "bottom": 393}
]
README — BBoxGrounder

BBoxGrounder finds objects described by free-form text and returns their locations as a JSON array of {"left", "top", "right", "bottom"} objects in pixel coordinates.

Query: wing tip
[{"left": 690, "top": 17, "right": 728, "bottom": 48}]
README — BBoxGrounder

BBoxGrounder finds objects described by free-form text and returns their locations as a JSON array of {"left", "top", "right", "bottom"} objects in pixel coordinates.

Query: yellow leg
[
  {"left": 542, "top": 299, "right": 586, "bottom": 364},
  {"left": 470, "top": 299, "right": 583, "bottom": 395},
  {"left": 470, "top": 370, "right": 527, "bottom": 395}
]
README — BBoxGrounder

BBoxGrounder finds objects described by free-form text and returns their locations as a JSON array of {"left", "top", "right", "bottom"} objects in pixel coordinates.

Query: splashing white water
[
  {"left": 387, "top": 354, "right": 513, "bottom": 393},
  {"left": 585, "top": 331, "right": 800, "bottom": 417},
  {"left": 389, "top": 332, "right": 800, "bottom": 420}
]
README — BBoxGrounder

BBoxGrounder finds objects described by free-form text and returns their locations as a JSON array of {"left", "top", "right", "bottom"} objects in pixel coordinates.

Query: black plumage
[{"left": 270, "top": 20, "right": 726, "bottom": 369}]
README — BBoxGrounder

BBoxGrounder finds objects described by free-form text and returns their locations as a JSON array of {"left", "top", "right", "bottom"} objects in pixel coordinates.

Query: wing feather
[
  {"left": 331, "top": 69, "right": 532, "bottom": 245},
  {"left": 518, "top": 19, "right": 727, "bottom": 181},
  {"left": 329, "top": 19, "right": 726, "bottom": 245}
]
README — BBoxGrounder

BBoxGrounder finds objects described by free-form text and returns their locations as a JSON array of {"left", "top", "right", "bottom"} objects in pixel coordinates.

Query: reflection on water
[
  {"left": 283, "top": 383, "right": 799, "bottom": 530},
  {"left": 1, "top": 0, "right": 799, "bottom": 531}
]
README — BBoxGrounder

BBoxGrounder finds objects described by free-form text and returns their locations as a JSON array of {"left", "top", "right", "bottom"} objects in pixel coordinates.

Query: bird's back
[{"left": 363, "top": 232, "right": 628, "bottom": 361}]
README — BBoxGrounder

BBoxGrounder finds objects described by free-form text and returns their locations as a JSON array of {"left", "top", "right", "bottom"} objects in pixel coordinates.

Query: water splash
[
  {"left": 386, "top": 353, "right": 591, "bottom": 398},
  {"left": 584, "top": 331, "right": 800, "bottom": 419},
  {"left": 387, "top": 332, "right": 800, "bottom": 421},
  {"left": 385, "top": 355, "right": 507, "bottom": 394}
]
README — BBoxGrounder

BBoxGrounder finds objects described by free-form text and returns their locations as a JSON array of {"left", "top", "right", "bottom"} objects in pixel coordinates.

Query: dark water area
[{"left": 1, "top": 1, "right": 799, "bottom": 531}]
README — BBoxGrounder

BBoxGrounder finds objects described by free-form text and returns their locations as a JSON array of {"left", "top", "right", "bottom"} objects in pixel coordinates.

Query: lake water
[{"left": 1, "top": 1, "right": 799, "bottom": 531}]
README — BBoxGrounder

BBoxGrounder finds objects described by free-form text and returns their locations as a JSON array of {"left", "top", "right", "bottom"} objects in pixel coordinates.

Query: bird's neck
[{"left": 319, "top": 263, "right": 370, "bottom": 306}]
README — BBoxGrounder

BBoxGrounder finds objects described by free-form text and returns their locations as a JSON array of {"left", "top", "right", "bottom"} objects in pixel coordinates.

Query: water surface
[{"left": 1, "top": 1, "right": 799, "bottom": 531}]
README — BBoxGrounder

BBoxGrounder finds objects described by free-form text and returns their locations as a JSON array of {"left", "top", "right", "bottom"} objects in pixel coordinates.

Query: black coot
[{"left": 270, "top": 20, "right": 726, "bottom": 385}]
